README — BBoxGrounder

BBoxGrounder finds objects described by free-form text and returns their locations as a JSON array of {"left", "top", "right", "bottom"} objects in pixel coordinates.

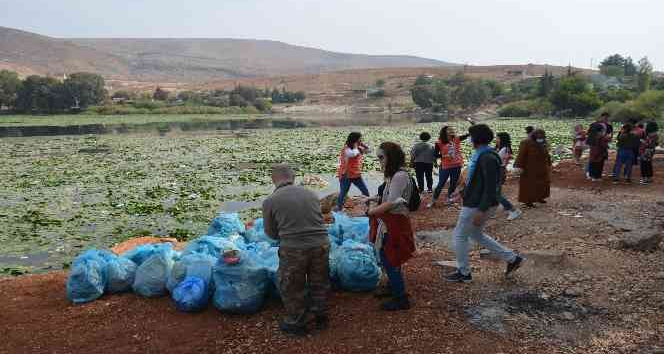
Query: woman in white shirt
[{"left": 495, "top": 132, "right": 522, "bottom": 221}]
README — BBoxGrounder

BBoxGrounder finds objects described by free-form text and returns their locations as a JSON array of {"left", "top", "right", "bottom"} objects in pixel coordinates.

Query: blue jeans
[
  {"left": 379, "top": 234, "right": 406, "bottom": 299},
  {"left": 499, "top": 194, "right": 515, "bottom": 211},
  {"left": 337, "top": 176, "right": 370, "bottom": 210},
  {"left": 433, "top": 166, "right": 462, "bottom": 201},
  {"left": 612, "top": 148, "right": 635, "bottom": 180},
  {"left": 453, "top": 207, "right": 517, "bottom": 276}
]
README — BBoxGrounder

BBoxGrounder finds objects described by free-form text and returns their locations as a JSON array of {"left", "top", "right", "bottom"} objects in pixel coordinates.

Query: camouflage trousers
[{"left": 278, "top": 244, "right": 330, "bottom": 325}]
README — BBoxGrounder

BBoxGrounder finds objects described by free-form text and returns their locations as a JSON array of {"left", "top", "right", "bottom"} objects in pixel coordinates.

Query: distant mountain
[{"left": 0, "top": 26, "right": 452, "bottom": 83}]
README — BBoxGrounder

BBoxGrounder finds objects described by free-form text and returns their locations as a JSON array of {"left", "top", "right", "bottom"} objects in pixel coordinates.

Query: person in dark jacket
[
  {"left": 446, "top": 124, "right": 524, "bottom": 283},
  {"left": 410, "top": 132, "right": 436, "bottom": 193}
]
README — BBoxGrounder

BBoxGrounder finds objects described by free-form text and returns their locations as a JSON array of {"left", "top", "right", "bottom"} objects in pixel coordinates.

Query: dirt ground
[{"left": 1, "top": 156, "right": 663, "bottom": 354}]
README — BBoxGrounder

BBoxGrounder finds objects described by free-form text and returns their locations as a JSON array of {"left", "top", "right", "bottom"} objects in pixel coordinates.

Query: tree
[
  {"left": 15, "top": 75, "right": 66, "bottom": 113},
  {"left": 600, "top": 54, "right": 626, "bottom": 76},
  {"left": 550, "top": 75, "right": 603, "bottom": 116},
  {"left": 375, "top": 79, "right": 386, "bottom": 87},
  {"left": 414, "top": 75, "right": 432, "bottom": 86},
  {"left": 411, "top": 86, "right": 433, "bottom": 108},
  {"left": 0, "top": 70, "right": 22, "bottom": 109},
  {"left": 153, "top": 87, "right": 169, "bottom": 101},
  {"left": 455, "top": 80, "right": 491, "bottom": 109},
  {"left": 637, "top": 57, "right": 653, "bottom": 93},
  {"left": 63, "top": 72, "right": 106, "bottom": 108},
  {"left": 431, "top": 80, "right": 450, "bottom": 108},
  {"left": 537, "top": 69, "right": 555, "bottom": 97},
  {"left": 623, "top": 57, "right": 637, "bottom": 76}
]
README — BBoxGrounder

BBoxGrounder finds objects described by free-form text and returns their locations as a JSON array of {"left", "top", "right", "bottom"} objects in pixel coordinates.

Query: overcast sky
[{"left": 2, "top": 0, "right": 663, "bottom": 70}]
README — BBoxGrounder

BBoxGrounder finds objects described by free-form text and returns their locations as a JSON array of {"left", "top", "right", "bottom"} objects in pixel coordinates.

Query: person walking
[
  {"left": 262, "top": 164, "right": 331, "bottom": 336},
  {"left": 612, "top": 123, "right": 640, "bottom": 183},
  {"left": 514, "top": 129, "right": 552, "bottom": 207},
  {"left": 367, "top": 142, "right": 415, "bottom": 311},
  {"left": 335, "top": 132, "right": 371, "bottom": 211},
  {"left": 640, "top": 122, "right": 660, "bottom": 185},
  {"left": 573, "top": 124, "right": 587, "bottom": 164},
  {"left": 410, "top": 132, "right": 436, "bottom": 194},
  {"left": 495, "top": 132, "right": 522, "bottom": 221},
  {"left": 428, "top": 126, "right": 470, "bottom": 208},
  {"left": 445, "top": 124, "right": 524, "bottom": 283}
]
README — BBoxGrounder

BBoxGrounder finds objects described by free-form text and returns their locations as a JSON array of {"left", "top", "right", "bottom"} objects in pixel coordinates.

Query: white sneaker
[{"left": 507, "top": 209, "right": 523, "bottom": 221}]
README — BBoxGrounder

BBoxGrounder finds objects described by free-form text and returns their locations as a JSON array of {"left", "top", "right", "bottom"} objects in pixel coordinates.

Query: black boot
[{"left": 381, "top": 296, "right": 411, "bottom": 311}]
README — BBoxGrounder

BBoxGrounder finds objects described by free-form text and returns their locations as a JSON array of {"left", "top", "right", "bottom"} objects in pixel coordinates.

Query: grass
[{"left": 0, "top": 118, "right": 588, "bottom": 274}]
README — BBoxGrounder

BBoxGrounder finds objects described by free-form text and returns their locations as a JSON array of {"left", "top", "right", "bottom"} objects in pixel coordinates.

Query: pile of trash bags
[{"left": 66, "top": 211, "right": 381, "bottom": 314}]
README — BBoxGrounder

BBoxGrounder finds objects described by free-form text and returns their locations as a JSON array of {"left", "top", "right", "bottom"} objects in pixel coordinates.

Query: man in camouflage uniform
[{"left": 263, "top": 164, "right": 330, "bottom": 336}]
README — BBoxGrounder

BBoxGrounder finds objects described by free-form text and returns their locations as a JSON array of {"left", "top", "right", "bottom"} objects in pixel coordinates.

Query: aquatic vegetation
[{"left": 0, "top": 118, "right": 585, "bottom": 274}]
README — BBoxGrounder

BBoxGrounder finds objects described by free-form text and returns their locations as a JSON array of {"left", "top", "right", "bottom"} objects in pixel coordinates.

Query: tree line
[{"left": 0, "top": 69, "right": 306, "bottom": 114}]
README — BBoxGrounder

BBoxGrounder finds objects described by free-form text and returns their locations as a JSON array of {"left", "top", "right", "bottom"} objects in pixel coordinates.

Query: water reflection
[{"left": 0, "top": 113, "right": 448, "bottom": 138}]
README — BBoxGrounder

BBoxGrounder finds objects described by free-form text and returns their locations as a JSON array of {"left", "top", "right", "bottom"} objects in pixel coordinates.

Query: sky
[{"left": 2, "top": 0, "right": 663, "bottom": 70}]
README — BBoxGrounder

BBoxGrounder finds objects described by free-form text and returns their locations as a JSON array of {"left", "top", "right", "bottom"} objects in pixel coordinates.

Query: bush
[
  {"left": 631, "top": 90, "right": 664, "bottom": 119},
  {"left": 368, "top": 89, "right": 385, "bottom": 98},
  {"left": 498, "top": 103, "right": 532, "bottom": 117}
]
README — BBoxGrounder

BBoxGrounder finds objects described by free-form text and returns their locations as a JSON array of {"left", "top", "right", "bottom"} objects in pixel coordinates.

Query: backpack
[{"left": 377, "top": 173, "right": 421, "bottom": 212}]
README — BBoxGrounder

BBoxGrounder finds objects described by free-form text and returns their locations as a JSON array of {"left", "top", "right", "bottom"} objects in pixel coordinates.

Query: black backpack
[{"left": 377, "top": 174, "right": 421, "bottom": 212}]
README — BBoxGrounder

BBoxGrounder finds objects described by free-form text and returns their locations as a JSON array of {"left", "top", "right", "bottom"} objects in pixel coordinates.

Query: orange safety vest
[
  {"left": 337, "top": 147, "right": 363, "bottom": 179},
  {"left": 435, "top": 137, "right": 464, "bottom": 169}
]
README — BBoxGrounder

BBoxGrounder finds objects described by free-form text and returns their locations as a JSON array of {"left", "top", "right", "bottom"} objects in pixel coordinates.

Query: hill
[{"left": 0, "top": 26, "right": 451, "bottom": 82}]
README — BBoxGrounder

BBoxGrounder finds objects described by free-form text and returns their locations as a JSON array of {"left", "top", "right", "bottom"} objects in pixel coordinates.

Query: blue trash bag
[
  {"left": 105, "top": 255, "right": 137, "bottom": 294},
  {"left": 329, "top": 212, "right": 370, "bottom": 244},
  {"left": 244, "top": 219, "right": 279, "bottom": 246},
  {"left": 245, "top": 244, "right": 280, "bottom": 298},
  {"left": 172, "top": 276, "right": 210, "bottom": 313},
  {"left": 212, "top": 255, "right": 268, "bottom": 314},
  {"left": 122, "top": 243, "right": 175, "bottom": 266},
  {"left": 206, "top": 212, "right": 246, "bottom": 237},
  {"left": 66, "top": 250, "right": 111, "bottom": 304},
  {"left": 167, "top": 252, "right": 216, "bottom": 293},
  {"left": 333, "top": 240, "right": 381, "bottom": 292},
  {"left": 132, "top": 244, "right": 179, "bottom": 297},
  {"left": 183, "top": 236, "right": 238, "bottom": 259}
]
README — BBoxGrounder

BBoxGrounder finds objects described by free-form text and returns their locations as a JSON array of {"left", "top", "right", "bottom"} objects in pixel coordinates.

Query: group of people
[
  {"left": 578, "top": 112, "right": 660, "bottom": 184},
  {"left": 262, "top": 114, "right": 659, "bottom": 336},
  {"left": 263, "top": 123, "right": 533, "bottom": 336}
]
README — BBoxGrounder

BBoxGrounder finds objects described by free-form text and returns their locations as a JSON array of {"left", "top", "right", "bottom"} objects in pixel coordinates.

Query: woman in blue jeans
[
  {"left": 495, "top": 132, "right": 522, "bottom": 221},
  {"left": 612, "top": 123, "right": 640, "bottom": 183},
  {"left": 335, "top": 132, "right": 371, "bottom": 211}
]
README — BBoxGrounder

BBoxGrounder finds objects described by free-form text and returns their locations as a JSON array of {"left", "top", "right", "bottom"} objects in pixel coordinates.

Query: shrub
[{"left": 498, "top": 102, "right": 532, "bottom": 117}]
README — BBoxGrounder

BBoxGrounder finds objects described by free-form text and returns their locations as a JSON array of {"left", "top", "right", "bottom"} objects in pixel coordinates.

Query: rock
[
  {"left": 620, "top": 230, "right": 663, "bottom": 251},
  {"left": 561, "top": 311, "right": 576, "bottom": 321},
  {"left": 563, "top": 287, "right": 582, "bottom": 297},
  {"left": 655, "top": 272, "right": 664, "bottom": 280},
  {"left": 433, "top": 260, "right": 457, "bottom": 273},
  {"left": 521, "top": 250, "right": 566, "bottom": 267},
  {"left": 319, "top": 193, "right": 339, "bottom": 214}
]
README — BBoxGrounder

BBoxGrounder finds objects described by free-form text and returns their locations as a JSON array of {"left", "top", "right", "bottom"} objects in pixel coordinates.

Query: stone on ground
[{"left": 619, "top": 230, "right": 663, "bottom": 251}]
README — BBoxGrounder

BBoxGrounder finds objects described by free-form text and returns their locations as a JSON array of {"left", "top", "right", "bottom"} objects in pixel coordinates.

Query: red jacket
[{"left": 369, "top": 214, "right": 415, "bottom": 267}]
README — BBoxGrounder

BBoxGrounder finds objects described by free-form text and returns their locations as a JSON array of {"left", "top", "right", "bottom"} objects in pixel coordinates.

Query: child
[
  {"left": 410, "top": 132, "right": 436, "bottom": 193},
  {"left": 612, "top": 123, "right": 640, "bottom": 183},
  {"left": 573, "top": 124, "right": 587, "bottom": 164},
  {"left": 640, "top": 122, "right": 660, "bottom": 184},
  {"left": 496, "top": 132, "right": 522, "bottom": 221}
]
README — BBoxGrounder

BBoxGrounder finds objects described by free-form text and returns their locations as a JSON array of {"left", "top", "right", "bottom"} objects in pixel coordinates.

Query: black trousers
[
  {"left": 641, "top": 160, "right": 653, "bottom": 178},
  {"left": 589, "top": 160, "right": 605, "bottom": 179},
  {"left": 414, "top": 162, "right": 433, "bottom": 192}
]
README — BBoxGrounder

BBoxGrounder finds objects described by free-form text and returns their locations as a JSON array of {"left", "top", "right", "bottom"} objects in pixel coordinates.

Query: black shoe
[
  {"left": 381, "top": 296, "right": 411, "bottom": 311},
  {"left": 314, "top": 315, "right": 329, "bottom": 330},
  {"left": 279, "top": 321, "right": 308, "bottom": 337},
  {"left": 505, "top": 255, "right": 524, "bottom": 276},
  {"left": 445, "top": 271, "right": 472, "bottom": 283},
  {"left": 373, "top": 286, "right": 393, "bottom": 299}
]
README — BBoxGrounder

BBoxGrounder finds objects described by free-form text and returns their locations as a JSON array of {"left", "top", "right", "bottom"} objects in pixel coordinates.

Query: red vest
[
  {"left": 435, "top": 137, "right": 464, "bottom": 169},
  {"left": 337, "top": 147, "right": 363, "bottom": 179}
]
